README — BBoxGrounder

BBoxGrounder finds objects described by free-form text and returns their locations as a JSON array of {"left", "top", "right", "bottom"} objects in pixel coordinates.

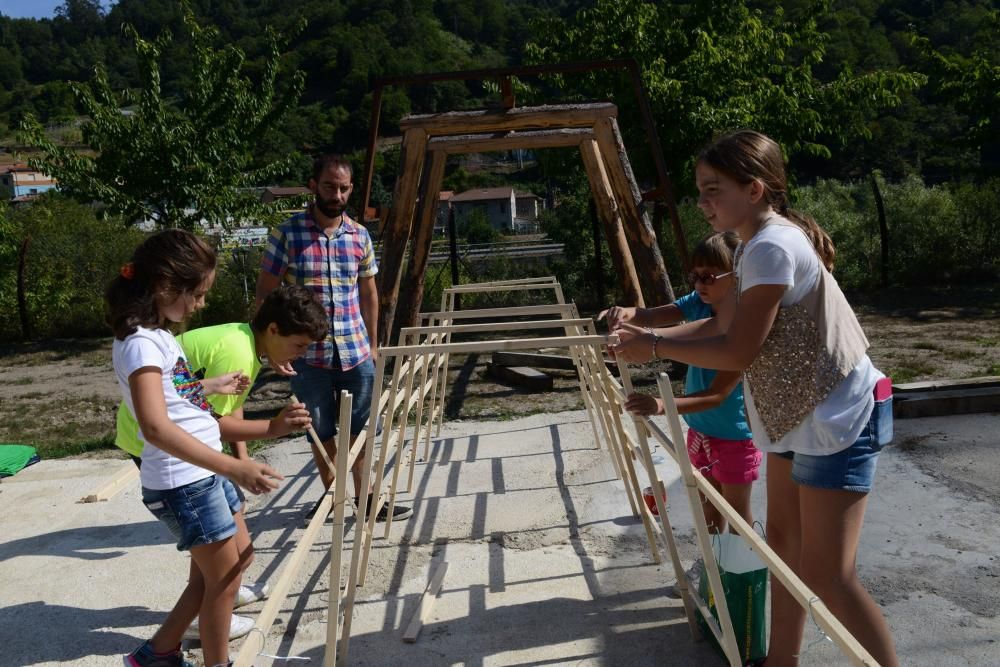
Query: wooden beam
[
  {"left": 380, "top": 334, "right": 613, "bottom": 357},
  {"left": 399, "top": 103, "right": 617, "bottom": 135},
  {"left": 402, "top": 562, "right": 449, "bottom": 643},
  {"left": 450, "top": 276, "right": 557, "bottom": 287},
  {"left": 376, "top": 127, "right": 429, "bottom": 347},
  {"left": 79, "top": 463, "right": 139, "bottom": 503},
  {"left": 402, "top": 318, "right": 591, "bottom": 336},
  {"left": 396, "top": 149, "right": 448, "bottom": 334},
  {"left": 419, "top": 303, "right": 575, "bottom": 321},
  {"left": 593, "top": 116, "right": 675, "bottom": 305},
  {"left": 579, "top": 137, "right": 644, "bottom": 307},
  {"left": 443, "top": 282, "right": 563, "bottom": 295},
  {"left": 427, "top": 128, "right": 592, "bottom": 154}
]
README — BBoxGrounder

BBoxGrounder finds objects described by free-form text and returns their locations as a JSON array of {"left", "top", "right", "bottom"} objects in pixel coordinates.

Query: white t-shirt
[
  {"left": 738, "top": 219, "right": 882, "bottom": 455},
  {"left": 112, "top": 326, "right": 223, "bottom": 490}
]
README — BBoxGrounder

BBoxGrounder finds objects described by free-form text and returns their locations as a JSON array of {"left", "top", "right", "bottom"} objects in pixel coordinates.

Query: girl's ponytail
[
  {"left": 769, "top": 191, "right": 836, "bottom": 273},
  {"left": 105, "top": 229, "right": 217, "bottom": 340}
]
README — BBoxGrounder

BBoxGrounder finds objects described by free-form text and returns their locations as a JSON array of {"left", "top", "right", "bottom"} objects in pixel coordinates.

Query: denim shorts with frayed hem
[
  {"left": 774, "top": 396, "right": 892, "bottom": 493},
  {"left": 142, "top": 474, "right": 242, "bottom": 551},
  {"left": 290, "top": 356, "right": 375, "bottom": 442}
]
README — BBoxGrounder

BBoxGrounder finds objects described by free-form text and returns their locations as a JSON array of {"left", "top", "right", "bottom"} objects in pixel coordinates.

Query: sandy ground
[{"left": 1, "top": 410, "right": 999, "bottom": 666}]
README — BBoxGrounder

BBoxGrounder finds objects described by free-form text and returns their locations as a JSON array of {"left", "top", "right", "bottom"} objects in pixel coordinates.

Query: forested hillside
[{"left": 1, "top": 0, "right": 997, "bottom": 186}]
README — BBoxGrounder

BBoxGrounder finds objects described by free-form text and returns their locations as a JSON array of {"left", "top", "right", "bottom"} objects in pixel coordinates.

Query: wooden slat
[
  {"left": 402, "top": 562, "right": 449, "bottom": 643},
  {"left": 79, "top": 463, "right": 139, "bottom": 503},
  {"left": 399, "top": 103, "right": 617, "bottom": 135},
  {"left": 428, "top": 128, "right": 592, "bottom": 154}
]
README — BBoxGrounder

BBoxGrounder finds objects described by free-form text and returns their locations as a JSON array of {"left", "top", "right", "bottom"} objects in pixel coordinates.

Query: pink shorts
[{"left": 686, "top": 428, "right": 761, "bottom": 485}]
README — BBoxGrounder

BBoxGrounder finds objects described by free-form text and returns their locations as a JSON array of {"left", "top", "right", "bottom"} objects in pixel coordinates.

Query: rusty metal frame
[{"left": 360, "top": 59, "right": 689, "bottom": 271}]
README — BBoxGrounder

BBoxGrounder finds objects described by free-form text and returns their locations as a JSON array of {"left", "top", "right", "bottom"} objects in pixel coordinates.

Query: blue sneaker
[{"left": 123, "top": 641, "right": 194, "bottom": 667}]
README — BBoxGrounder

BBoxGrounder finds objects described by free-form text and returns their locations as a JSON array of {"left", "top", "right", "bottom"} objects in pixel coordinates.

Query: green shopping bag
[{"left": 696, "top": 532, "right": 768, "bottom": 664}]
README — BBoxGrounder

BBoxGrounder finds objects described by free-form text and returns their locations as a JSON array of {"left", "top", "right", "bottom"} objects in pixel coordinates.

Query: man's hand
[
  {"left": 229, "top": 458, "right": 284, "bottom": 495},
  {"left": 202, "top": 370, "right": 251, "bottom": 395},
  {"left": 267, "top": 402, "right": 312, "bottom": 438}
]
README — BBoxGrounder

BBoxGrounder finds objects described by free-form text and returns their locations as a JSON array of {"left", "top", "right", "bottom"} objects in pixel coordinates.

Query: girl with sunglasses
[
  {"left": 600, "top": 232, "right": 762, "bottom": 545},
  {"left": 611, "top": 130, "right": 897, "bottom": 667}
]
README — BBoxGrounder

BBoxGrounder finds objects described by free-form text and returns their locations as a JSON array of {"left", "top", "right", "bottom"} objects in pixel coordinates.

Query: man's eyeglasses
[{"left": 687, "top": 271, "right": 733, "bottom": 286}]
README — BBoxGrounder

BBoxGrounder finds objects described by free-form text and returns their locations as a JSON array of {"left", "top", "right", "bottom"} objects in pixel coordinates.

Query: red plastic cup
[{"left": 643, "top": 485, "right": 666, "bottom": 515}]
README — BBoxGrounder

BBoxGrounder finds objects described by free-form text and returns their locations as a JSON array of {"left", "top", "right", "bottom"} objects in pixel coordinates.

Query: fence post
[
  {"left": 17, "top": 235, "right": 31, "bottom": 340},
  {"left": 447, "top": 206, "right": 461, "bottom": 310},
  {"left": 870, "top": 173, "right": 889, "bottom": 288}
]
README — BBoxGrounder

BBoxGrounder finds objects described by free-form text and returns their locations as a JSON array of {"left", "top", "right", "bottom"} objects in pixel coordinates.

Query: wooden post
[
  {"left": 593, "top": 116, "right": 675, "bottom": 305},
  {"left": 397, "top": 149, "right": 448, "bottom": 333},
  {"left": 617, "top": 359, "right": 702, "bottom": 639},
  {"left": 376, "top": 127, "right": 429, "bottom": 347},
  {"left": 324, "top": 391, "right": 353, "bottom": 667},
  {"left": 579, "top": 138, "right": 645, "bottom": 307},
  {"left": 656, "top": 374, "right": 742, "bottom": 665},
  {"left": 589, "top": 199, "right": 605, "bottom": 305},
  {"left": 339, "top": 355, "right": 386, "bottom": 661}
]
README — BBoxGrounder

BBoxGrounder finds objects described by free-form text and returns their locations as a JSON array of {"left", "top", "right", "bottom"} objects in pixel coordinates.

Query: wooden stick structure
[
  {"left": 79, "top": 462, "right": 139, "bottom": 503},
  {"left": 233, "top": 393, "right": 354, "bottom": 667},
  {"left": 234, "top": 275, "right": 876, "bottom": 667}
]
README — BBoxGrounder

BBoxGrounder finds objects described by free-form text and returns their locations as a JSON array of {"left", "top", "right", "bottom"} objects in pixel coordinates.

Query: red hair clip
[{"left": 120, "top": 262, "right": 135, "bottom": 279}]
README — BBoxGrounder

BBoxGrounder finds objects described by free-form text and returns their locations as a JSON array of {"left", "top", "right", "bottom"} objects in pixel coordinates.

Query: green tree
[
  {"left": 525, "top": 0, "right": 925, "bottom": 191},
  {"left": 18, "top": 3, "right": 306, "bottom": 230},
  {"left": 459, "top": 209, "right": 501, "bottom": 244}
]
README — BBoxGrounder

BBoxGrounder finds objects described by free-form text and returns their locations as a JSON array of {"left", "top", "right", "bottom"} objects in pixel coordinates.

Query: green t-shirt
[{"left": 115, "top": 323, "right": 262, "bottom": 457}]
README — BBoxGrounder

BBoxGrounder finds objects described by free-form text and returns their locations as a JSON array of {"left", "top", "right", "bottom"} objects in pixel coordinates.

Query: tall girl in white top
[
  {"left": 613, "top": 131, "right": 898, "bottom": 666},
  {"left": 109, "top": 230, "right": 310, "bottom": 667}
]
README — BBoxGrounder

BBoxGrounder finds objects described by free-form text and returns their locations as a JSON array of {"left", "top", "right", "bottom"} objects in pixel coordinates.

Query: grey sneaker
[{"left": 123, "top": 641, "right": 193, "bottom": 667}]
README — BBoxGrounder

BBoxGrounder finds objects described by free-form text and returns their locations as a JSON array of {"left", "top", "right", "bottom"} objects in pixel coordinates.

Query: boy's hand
[
  {"left": 203, "top": 370, "right": 251, "bottom": 396},
  {"left": 267, "top": 402, "right": 312, "bottom": 438},
  {"left": 269, "top": 358, "right": 297, "bottom": 376},
  {"left": 597, "top": 305, "right": 637, "bottom": 330},
  {"left": 231, "top": 458, "right": 284, "bottom": 495},
  {"left": 624, "top": 393, "right": 664, "bottom": 417}
]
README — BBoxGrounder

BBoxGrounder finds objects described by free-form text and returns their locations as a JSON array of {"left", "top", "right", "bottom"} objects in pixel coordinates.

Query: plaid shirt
[{"left": 261, "top": 209, "right": 378, "bottom": 370}]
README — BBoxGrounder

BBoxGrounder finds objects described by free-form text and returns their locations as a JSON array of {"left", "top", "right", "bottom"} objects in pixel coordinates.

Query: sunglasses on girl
[{"left": 687, "top": 270, "right": 733, "bottom": 286}]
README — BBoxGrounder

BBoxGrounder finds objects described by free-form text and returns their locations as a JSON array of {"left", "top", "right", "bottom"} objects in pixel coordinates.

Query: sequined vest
[{"left": 736, "top": 220, "right": 869, "bottom": 443}]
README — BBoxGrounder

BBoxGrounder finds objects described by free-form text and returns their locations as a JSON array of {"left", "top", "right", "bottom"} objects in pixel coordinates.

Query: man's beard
[{"left": 315, "top": 196, "right": 346, "bottom": 219}]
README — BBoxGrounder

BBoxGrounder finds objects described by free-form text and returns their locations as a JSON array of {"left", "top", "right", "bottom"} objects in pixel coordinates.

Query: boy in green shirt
[{"left": 115, "top": 284, "right": 328, "bottom": 642}]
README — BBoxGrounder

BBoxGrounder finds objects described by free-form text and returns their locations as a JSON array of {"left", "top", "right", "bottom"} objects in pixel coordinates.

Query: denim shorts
[
  {"left": 142, "top": 475, "right": 242, "bottom": 551},
  {"left": 290, "top": 357, "right": 375, "bottom": 442},
  {"left": 776, "top": 395, "right": 893, "bottom": 493}
]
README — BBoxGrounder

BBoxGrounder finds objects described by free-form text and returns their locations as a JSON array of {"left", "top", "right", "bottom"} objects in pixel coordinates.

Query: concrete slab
[{"left": 1, "top": 411, "right": 998, "bottom": 666}]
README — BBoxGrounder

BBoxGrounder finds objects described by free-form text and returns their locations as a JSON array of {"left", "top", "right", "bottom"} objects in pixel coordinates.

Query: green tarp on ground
[{"left": 0, "top": 444, "right": 40, "bottom": 477}]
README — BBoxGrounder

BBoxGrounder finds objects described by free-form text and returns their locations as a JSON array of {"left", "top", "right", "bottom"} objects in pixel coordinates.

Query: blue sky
[{"left": 0, "top": 1, "right": 115, "bottom": 19}]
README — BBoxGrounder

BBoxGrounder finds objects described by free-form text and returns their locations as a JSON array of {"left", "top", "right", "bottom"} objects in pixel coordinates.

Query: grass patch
[
  {"left": 984, "top": 363, "right": 1000, "bottom": 376},
  {"left": 976, "top": 337, "right": 1000, "bottom": 347},
  {"left": 884, "top": 359, "right": 938, "bottom": 384},
  {"left": 10, "top": 376, "right": 34, "bottom": 385},
  {"left": 40, "top": 432, "right": 118, "bottom": 459},
  {"left": 911, "top": 341, "right": 944, "bottom": 352},
  {"left": 944, "top": 349, "right": 981, "bottom": 361}
]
